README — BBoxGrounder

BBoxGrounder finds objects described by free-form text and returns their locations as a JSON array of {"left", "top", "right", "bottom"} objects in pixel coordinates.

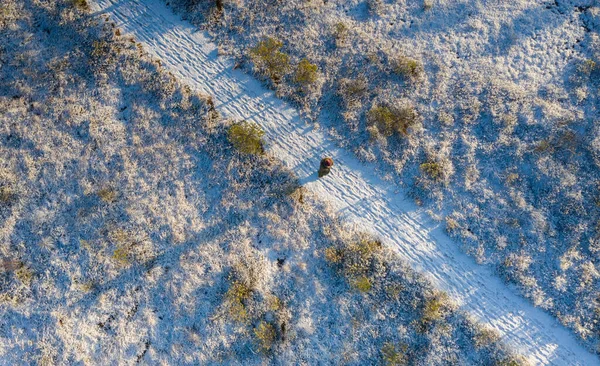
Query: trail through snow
[{"left": 90, "top": 0, "right": 599, "bottom": 364}]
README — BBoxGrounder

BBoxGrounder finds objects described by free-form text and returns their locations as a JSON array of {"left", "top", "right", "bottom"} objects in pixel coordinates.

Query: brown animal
[{"left": 318, "top": 157, "right": 334, "bottom": 178}]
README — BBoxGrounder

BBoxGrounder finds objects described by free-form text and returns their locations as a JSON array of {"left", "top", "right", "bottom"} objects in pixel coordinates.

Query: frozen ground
[
  {"left": 88, "top": 0, "right": 599, "bottom": 364},
  {"left": 169, "top": 0, "right": 600, "bottom": 357},
  {"left": 0, "top": 0, "right": 523, "bottom": 364}
]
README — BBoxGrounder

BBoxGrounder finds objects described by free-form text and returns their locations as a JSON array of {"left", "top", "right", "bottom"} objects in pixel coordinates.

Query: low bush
[
  {"left": 325, "top": 236, "right": 383, "bottom": 292},
  {"left": 333, "top": 22, "right": 349, "bottom": 47},
  {"left": 227, "top": 120, "right": 265, "bottom": 155},
  {"left": 381, "top": 342, "right": 408, "bottom": 365},
  {"left": 367, "top": 104, "right": 418, "bottom": 138},
  {"left": 225, "top": 280, "right": 252, "bottom": 322},
  {"left": 338, "top": 77, "right": 368, "bottom": 108},
  {"left": 420, "top": 161, "right": 444, "bottom": 182},
  {"left": 393, "top": 55, "right": 423, "bottom": 82},
  {"left": 294, "top": 58, "right": 318, "bottom": 87},
  {"left": 71, "top": 0, "right": 89, "bottom": 11},
  {"left": 250, "top": 37, "right": 290, "bottom": 82},
  {"left": 254, "top": 321, "right": 276, "bottom": 352}
]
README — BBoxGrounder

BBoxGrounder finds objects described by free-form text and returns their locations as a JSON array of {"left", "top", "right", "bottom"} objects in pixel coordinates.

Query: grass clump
[
  {"left": 254, "top": 321, "right": 276, "bottom": 352},
  {"left": 418, "top": 292, "right": 453, "bottom": 331},
  {"left": 294, "top": 58, "right": 319, "bottom": 87},
  {"left": 71, "top": 0, "right": 89, "bottom": 11},
  {"left": 367, "top": 104, "right": 418, "bottom": 138},
  {"left": 472, "top": 325, "right": 501, "bottom": 349},
  {"left": 227, "top": 120, "right": 265, "bottom": 155},
  {"left": 250, "top": 37, "right": 290, "bottom": 83},
  {"left": 0, "top": 186, "right": 16, "bottom": 204},
  {"left": 338, "top": 77, "right": 368, "bottom": 108},
  {"left": 420, "top": 161, "right": 444, "bottom": 182},
  {"left": 15, "top": 265, "right": 34, "bottom": 286},
  {"left": 333, "top": 22, "right": 349, "bottom": 47},
  {"left": 325, "top": 236, "right": 383, "bottom": 292},
  {"left": 98, "top": 187, "right": 117, "bottom": 203},
  {"left": 393, "top": 55, "right": 423, "bottom": 82},
  {"left": 381, "top": 342, "right": 408, "bottom": 365},
  {"left": 225, "top": 281, "right": 252, "bottom": 322}
]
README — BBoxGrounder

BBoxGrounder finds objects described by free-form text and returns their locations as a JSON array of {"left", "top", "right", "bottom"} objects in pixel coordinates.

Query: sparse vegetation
[
  {"left": 254, "top": 321, "right": 276, "bottom": 352},
  {"left": 227, "top": 120, "right": 265, "bottom": 155},
  {"left": 420, "top": 161, "right": 444, "bottom": 182},
  {"left": 393, "top": 55, "right": 423, "bottom": 82},
  {"left": 250, "top": 37, "right": 290, "bottom": 82},
  {"left": 367, "top": 104, "right": 419, "bottom": 138},
  {"left": 381, "top": 342, "right": 408, "bottom": 365},
  {"left": 294, "top": 58, "right": 318, "bottom": 87},
  {"left": 0, "top": 0, "right": 578, "bottom": 363}
]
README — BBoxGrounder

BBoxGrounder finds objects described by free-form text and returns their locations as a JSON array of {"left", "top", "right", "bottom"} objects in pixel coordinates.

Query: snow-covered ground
[
  {"left": 0, "top": 1, "right": 526, "bottom": 364},
  {"left": 88, "top": 0, "right": 600, "bottom": 364},
  {"left": 171, "top": 0, "right": 600, "bottom": 354}
]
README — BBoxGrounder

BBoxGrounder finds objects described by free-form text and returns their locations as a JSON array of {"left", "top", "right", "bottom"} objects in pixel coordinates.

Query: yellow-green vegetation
[
  {"left": 112, "top": 246, "right": 130, "bottom": 265},
  {"left": 250, "top": 37, "right": 290, "bottom": 82},
  {"left": 473, "top": 326, "right": 501, "bottom": 349},
  {"left": 352, "top": 276, "right": 372, "bottom": 292},
  {"left": 98, "top": 187, "right": 117, "bottom": 203},
  {"left": 294, "top": 58, "right": 319, "bottom": 87},
  {"left": 578, "top": 59, "right": 597, "bottom": 77},
  {"left": 254, "top": 321, "right": 276, "bottom": 352},
  {"left": 394, "top": 55, "right": 423, "bottom": 81},
  {"left": 325, "top": 236, "right": 382, "bottom": 293},
  {"left": 495, "top": 356, "right": 529, "bottom": 366},
  {"left": 333, "top": 21, "right": 349, "bottom": 46},
  {"left": 71, "top": 0, "right": 89, "bottom": 11},
  {"left": 420, "top": 161, "right": 444, "bottom": 182},
  {"left": 421, "top": 292, "right": 452, "bottom": 326},
  {"left": 381, "top": 342, "right": 408, "bottom": 365},
  {"left": 0, "top": 186, "right": 15, "bottom": 203},
  {"left": 109, "top": 229, "right": 136, "bottom": 265},
  {"left": 367, "top": 104, "right": 418, "bottom": 138},
  {"left": 338, "top": 77, "right": 368, "bottom": 108},
  {"left": 227, "top": 120, "right": 265, "bottom": 155},
  {"left": 15, "top": 265, "right": 34, "bottom": 286},
  {"left": 224, "top": 281, "right": 252, "bottom": 322}
]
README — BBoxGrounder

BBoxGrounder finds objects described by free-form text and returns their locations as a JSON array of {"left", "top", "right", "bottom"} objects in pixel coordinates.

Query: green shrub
[
  {"left": 422, "top": 292, "right": 451, "bottom": 324},
  {"left": 578, "top": 59, "right": 597, "bottom": 77},
  {"left": 381, "top": 342, "right": 408, "bottom": 365},
  {"left": 227, "top": 120, "right": 265, "bottom": 155},
  {"left": 352, "top": 276, "right": 372, "bottom": 292},
  {"left": 473, "top": 326, "right": 500, "bottom": 349},
  {"left": 98, "top": 187, "right": 117, "bottom": 203},
  {"left": 0, "top": 186, "right": 15, "bottom": 204},
  {"left": 15, "top": 265, "right": 34, "bottom": 286},
  {"left": 420, "top": 161, "right": 444, "bottom": 182},
  {"left": 367, "top": 104, "right": 418, "bottom": 137},
  {"left": 325, "top": 237, "right": 383, "bottom": 291},
  {"left": 254, "top": 321, "right": 276, "bottom": 352},
  {"left": 338, "top": 77, "right": 368, "bottom": 107},
  {"left": 394, "top": 56, "right": 423, "bottom": 81},
  {"left": 333, "top": 22, "right": 349, "bottom": 47},
  {"left": 250, "top": 38, "right": 290, "bottom": 82},
  {"left": 294, "top": 59, "right": 319, "bottom": 87},
  {"left": 225, "top": 281, "right": 252, "bottom": 322},
  {"left": 71, "top": 0, "right": 89, "bottom": 11},
  {"left": 494, "top": 356, "right": 529, "bottom": 366}
]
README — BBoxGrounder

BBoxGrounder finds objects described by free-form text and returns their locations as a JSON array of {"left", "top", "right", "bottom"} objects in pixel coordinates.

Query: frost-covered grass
[
  {"left": 0, "top": 0, "right": 523, "bottom": 364},
  {"left": 167, "top": 0, "right": 600, "bottom": 353}
]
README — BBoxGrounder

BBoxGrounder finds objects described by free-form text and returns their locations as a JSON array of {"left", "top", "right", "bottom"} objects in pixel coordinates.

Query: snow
[{"left": 90, "top": 0, "right": 599, "bottom": 364}]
